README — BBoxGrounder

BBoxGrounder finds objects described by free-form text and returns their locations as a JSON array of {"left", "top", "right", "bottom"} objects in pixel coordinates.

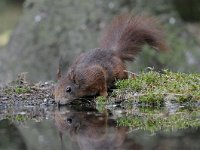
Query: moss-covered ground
[{"left": 115, "top": 70, "right": 199, "bottom": 104}]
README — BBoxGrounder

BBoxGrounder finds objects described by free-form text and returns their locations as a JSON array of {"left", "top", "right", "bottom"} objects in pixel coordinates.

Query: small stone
[{"left": 43, "top": 98, "right": 47, "bottom": 103}]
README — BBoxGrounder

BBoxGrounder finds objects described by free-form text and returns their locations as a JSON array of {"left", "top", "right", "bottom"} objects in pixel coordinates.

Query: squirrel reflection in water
[{"left": 54, "top": 107, "right": 142, "bottom": 150}]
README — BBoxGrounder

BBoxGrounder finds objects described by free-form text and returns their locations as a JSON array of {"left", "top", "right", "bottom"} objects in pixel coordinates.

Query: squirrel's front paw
[{"left": 99, "top": 90, "right": 108, "bottom": 97}]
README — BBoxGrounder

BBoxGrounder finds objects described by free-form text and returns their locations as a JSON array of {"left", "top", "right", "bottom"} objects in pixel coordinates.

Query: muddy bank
[
  {"left": 0, "top": 77, "right": 55, "bottom": 107},
  {"left": 0, "top": 74, "right": 55, "bottom": 121}
]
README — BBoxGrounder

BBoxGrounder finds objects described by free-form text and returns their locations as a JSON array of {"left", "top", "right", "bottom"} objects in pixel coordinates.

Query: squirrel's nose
[
  {"left": 57, "top": 99, "right": 70, "bottom": 106},
  {"left": 57, "top": 100, "right": 65, "bottom": 106}
]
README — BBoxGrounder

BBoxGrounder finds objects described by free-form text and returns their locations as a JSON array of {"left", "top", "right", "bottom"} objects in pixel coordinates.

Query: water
[{"left": 0, "top": 105, "right": 200, "bottom": 150}]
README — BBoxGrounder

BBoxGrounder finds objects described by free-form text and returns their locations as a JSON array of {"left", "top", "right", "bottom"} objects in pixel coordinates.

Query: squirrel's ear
[
  {"left": 57, "top": 67, "right": 61, "bottom": 80},
  {"left": 56, "top": 57, "right": 63, "bottom": 80},
  {"left": 69, "top": 69, "right": 80, "bottom": 87}
]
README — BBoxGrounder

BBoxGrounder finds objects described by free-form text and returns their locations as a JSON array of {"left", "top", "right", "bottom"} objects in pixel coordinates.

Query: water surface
[{"left": 0, "top": 104, "right": 200, "bottom": 150}]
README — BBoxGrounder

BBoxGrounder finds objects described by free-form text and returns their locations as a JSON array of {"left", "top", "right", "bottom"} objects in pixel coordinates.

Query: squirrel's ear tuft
[
  {"left": 56, "top": 57, "right": 63, "bottom": 80},
  {"left": 57, "top": 67, "right": 62, "bottom": 80}
]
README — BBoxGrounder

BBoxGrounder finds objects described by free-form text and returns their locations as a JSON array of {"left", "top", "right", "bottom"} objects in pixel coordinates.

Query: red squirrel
[{"left": 54, "top": 14, "right": 168, "bottom": 105}]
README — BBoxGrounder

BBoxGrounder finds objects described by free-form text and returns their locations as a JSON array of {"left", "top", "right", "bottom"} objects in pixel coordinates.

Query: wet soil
[{"left": 0, "top": 75, "right": 56, "bottom": 121}]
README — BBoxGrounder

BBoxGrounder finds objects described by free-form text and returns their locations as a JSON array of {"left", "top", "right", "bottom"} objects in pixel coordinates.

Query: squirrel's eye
[
  {"left": 66, "top": 118, "right": 73, "bottom": 125},
  {"left": 66, "top": 86, "right": 72, "bottom": 93}
]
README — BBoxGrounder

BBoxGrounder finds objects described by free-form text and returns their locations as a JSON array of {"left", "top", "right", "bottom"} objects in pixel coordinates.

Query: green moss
[
  {"left": 5, "top": 88, "right": 30, "bottom": 94},
  {"left": 14, "top": 87, "right": 31, "bottom": 94},
  {"left": 115, "top": 70, "right": 200, "bottom": 106},
  {"left": 3, "top": 88, "right": 13, "bottom": 94},
  {"left": 6, "top": 114, "right": 29, "bottom": 122},
  {"left": 96, "top": 96, "right": 107, "bottom": 112}
]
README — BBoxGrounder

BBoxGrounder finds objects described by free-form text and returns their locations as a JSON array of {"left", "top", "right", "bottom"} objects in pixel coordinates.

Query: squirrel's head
[
  {"left": 54, "top": 80, "right": 75, "bottom": 105},
  {"left": 54, "top": 68, "right": 84, "bottom": 105}
]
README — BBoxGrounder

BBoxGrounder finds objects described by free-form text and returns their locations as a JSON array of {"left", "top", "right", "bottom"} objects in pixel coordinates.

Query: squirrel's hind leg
[{"left": 80, "top": 65, "right": 108, "bottom": 97}]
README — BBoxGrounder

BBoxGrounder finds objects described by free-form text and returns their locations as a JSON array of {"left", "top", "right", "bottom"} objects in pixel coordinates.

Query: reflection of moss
[
  {"left": 96, "top": 96, "right": 107, "bottom": 112},
  {"left": 117, "top": 108, "right": 200, "bottom": 133},
  {"left": 6, "top": 114, "right": 29, "bottom": 122},
  {"left": 115, "top": 70, "right": 200, "bottom": 106},
  {"left": 96, "top": 96, "right": 106, "bottom": 104}
]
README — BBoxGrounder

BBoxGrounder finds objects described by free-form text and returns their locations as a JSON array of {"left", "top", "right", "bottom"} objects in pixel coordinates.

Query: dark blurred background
[{"left": 0, "top": 0, "right": 200, "bottom": 83}]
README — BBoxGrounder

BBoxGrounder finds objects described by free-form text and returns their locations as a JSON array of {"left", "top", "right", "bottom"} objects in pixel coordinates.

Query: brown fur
[{"left": 54, "top": 14, "right": 168, "bottom": 105}]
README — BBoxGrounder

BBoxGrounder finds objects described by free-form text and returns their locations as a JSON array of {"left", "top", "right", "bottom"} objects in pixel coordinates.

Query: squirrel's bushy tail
[{"left": 100, "top": 14, "right": 169, "bottom": 61}]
